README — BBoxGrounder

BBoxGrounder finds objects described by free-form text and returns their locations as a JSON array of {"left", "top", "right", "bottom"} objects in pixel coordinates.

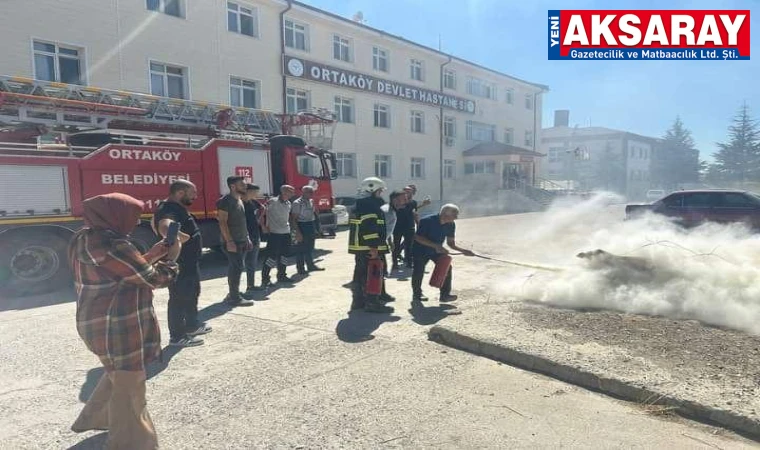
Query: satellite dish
[{"left": 352, "top": 11, "right": 365, "bottom": 23}]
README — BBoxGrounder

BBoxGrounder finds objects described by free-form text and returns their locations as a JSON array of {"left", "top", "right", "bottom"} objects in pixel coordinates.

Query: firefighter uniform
[{"left": 348, "top": 180, "right": 393, "bottom": 314}]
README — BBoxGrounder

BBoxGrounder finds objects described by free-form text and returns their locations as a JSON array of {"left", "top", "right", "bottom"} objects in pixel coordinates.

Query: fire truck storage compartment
[
  {"left": 0, "top": 165, "right": 70, "bottom": 216},
  {"left": 217, "top": 147, "right": 272, "bottom": 195}
]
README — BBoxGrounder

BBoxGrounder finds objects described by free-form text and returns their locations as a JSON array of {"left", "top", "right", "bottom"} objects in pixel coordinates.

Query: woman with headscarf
[{"left": 69, "top": 193, "right": 180, "bottom": 450}]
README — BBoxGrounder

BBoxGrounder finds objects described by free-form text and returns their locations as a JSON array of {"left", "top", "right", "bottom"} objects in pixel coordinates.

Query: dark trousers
[
  {"left": 244, "top": 240, "right": 260, "bottom": 289},
  {"left": 412, "top": 253, "right": 452, "bottom": 298},
  {"left": 351, "top": 254, "right": 387, "bottom": 305},
  {"left": 168, "top": 259, "right": 201, "bottom": 340},
  {"left": 222, "top": 243, "right": 248, "bottom": 298},
  {"left": 296, "top": 222, "right": 317, "bottom": 271},
  {"left": 393, "top": 227, "right": 415, "bottom": 266},
  {"left": 262, "top": 233, "right": 290, "bottom": 281}
]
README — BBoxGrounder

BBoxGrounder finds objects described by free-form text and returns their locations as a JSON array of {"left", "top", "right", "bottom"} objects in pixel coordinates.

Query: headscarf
[{"left": 82, "top": 193, "right": 144, "bottom": 236}]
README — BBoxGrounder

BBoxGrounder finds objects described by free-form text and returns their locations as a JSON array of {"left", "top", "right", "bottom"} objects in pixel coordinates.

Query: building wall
[
  {"left": 541, "top": 126, "right": 656, "bottom": 198},
  {"left": 0, "top": 0, "right": 545, "bottom": 201}
]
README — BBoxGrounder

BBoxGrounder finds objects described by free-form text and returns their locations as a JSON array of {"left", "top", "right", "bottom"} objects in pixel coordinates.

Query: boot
[{"left": 364, "top": 296, "right": 394, "bottom": 314}]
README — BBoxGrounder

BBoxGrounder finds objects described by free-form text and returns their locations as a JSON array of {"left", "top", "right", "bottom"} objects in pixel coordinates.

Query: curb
[{"left": 428, "top": 325, "right": 760, "bottom": 441}]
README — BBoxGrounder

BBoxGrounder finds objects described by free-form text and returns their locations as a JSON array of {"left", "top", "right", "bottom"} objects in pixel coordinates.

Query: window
[
  {"left": 334, "top": 97, "right": 353, "bottom": 123},
  {"left": 410, "top": 59, "right": 424, "bottom": 81},
  {"left": 284, "top": 19, "right": 309, "bottom": 51},
  {"left": 525, "top": 130, "right": 534, "bottom": 147},
  {"left": 336, "top": 152, "right": 356, "bottom": 178},
  {"left": 661, "top": 194, "right": 683, "bottom": 208},
  {"left": 230, "top": 77, "right": 259, "bottom": 108},
  {"left": 286, "top": 88, "right": 309, "bottom": 113},
  {"left": 410, "top": 111, "right": 424, "bottom": 133},
  {"left": 373, "top": 47, "right": 389, "bottom": 72},
  {"left": 548, "top": 146, "right": 563, "bottom": 163},
  {"left": 504, "top": 128, "right": 514, "bottom": 144},
  {"left": 683, "top": 193, "right": 715, "bottom": 208},
  {"left": 444, "top": 159, "right": 456, "bottom": 179},
  {"left": 146, "top": 0, "right": 184, "bottom": 18},
  {"left": 374, "top": 155, "right": 391, "bottom": 178},
  {"left": 297, "top": 154, "right": 317, "bottom": 176},
  {"left": 410, "top": 157, "right": 425, "bottom": 179},
  {"left": 525, "top": 94, "right": 534, "bottom": 110},
  {"left": 33, "top": 41, "right": 84, "bottom": 85},
  {"left": 444, "top": 69, "right": 456, "bottom": 90},
  {"left": 639, "top": 148, "right": 643, "bottom": 158},
  {"left": 227, "top": 2, "right": 258, "bottom": 37},
  {"left": 150, "top": 62, "right": 187, "bottom": 99},
  {"left": 505, "top": 88, "right": 514, "bottom": 104},
  {"left": 444, "top": 117, "right": 456, "bottom": 138},
  {"left": 333, "top": 35, "right": 352, "bottom": 62},
  {"left": 720, "top": 193, "right": 760, "bottom": 208},
  {"left": 467, "top": 77, "right": 496, "bottom": 100},
  {"left": 464, "top": 160, "right": 495, "bottom": 175},
  {"left": 466, "top": 121, "right": 496, "bottom": 142},
  {"left": 373, "top": 104, "right": 390, "bottom": 128}
]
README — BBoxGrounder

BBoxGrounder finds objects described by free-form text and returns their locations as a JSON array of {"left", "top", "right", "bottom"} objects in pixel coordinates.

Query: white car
[
  {"left": 333, "top": 204, "right": 349, "bottom": 226},
  {"left": 646, "top": 189, "right": 665, "bottom": 202}
]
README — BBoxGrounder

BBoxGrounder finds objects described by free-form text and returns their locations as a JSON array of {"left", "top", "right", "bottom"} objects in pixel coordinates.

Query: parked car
[
  {"left": 625, "top": 189, "right": 760, "bottom": 229},
  {"left": 333, "top": 204, "right": 349, "bottom": 226},
  {"left": 646, "top": 189, "right": 666, "bottom": 202}
]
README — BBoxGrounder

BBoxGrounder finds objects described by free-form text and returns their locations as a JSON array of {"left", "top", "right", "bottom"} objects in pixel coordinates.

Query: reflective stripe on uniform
[
  {"left": 362, "top": 233, "right": 379, "bottom": 240},
  {"left": 349, "top": 245, "right": 389, "bottom": 251},
  {"left": 360, "top": 214, "right": 378, "bottom": 220}
]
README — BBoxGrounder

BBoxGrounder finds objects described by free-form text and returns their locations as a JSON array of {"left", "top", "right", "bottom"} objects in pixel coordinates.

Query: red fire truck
[{"left": 0, "top": 76, "right": 338, "bottom": 297}]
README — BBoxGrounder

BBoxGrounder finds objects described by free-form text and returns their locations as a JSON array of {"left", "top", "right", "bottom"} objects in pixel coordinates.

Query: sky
[{"left": 302, "top": 0, "right": 757, "bottom": 163}]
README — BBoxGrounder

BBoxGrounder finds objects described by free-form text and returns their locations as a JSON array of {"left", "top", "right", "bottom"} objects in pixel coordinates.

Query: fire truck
[{"left": 0, "top": 76, "right": 338, "bottom": 297}]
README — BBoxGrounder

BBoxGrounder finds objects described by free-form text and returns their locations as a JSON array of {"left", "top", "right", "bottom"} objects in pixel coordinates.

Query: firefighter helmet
[{"left": 359, "top": 177, "right": 386, "bottom": 193}]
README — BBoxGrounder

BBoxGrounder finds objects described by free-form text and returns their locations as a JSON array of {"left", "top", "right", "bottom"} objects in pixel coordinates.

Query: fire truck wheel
[{"left": 0, "top": 232, "right": 71, "bottom": 297}]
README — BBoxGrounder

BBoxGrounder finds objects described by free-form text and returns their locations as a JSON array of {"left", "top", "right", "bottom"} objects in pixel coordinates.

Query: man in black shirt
[
  {"left": 243, "top": 184, "right": 264, "bottom": 295},
  {"left": 392, "top": 187, "right": 418, "bottom": 270},
  {"left": 153, "top": 179, "right": 207, "bottom": 347},
  {"left": 217, "top": 176, "right": 254, "bottom": 307}
]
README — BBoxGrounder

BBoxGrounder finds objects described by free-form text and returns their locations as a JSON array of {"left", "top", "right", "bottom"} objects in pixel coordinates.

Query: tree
[
  {"left": 710, "top": 102, "right": 760, "bottom": 184},
  {"left": 651, "top": 117, "right": 702, "bottom": 190}
]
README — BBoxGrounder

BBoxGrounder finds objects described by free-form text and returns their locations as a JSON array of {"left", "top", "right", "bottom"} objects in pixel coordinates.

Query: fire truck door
[{"left": 217, "top": 147, "right": 272, "bottom": 196}]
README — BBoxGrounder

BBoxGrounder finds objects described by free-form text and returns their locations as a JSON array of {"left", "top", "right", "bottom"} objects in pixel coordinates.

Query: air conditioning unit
[{"left": 445, "top": 137, "right": 455, "bottom": 147}]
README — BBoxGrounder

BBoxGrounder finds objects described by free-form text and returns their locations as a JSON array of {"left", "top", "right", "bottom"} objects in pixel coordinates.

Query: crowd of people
[{"left": 67, "top": 175, "right": 470, "bottom": 448}]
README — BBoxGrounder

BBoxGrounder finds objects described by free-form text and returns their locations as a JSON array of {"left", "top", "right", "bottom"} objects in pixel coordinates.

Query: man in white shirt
[
  {"left": 291, "top": 185, "right": 324, "bottom": 274},
  {"left": 262, "top": 185, "right": 295, "bottom": 286}
]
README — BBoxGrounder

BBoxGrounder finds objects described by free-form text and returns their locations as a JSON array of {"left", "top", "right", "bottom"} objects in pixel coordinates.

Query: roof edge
[{"left": 285, "top": 0, "right": 550, "bottom": 92}]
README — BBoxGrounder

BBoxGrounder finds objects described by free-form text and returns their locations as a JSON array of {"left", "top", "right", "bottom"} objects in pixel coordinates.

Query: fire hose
[{"left": 449, "top": 252, "right": 565, "bottom": 272}]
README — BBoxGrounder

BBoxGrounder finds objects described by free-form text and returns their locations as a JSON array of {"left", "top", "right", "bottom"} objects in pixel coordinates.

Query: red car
[{"left": 625, "top": 189, "right": 760, "bottom": 229}]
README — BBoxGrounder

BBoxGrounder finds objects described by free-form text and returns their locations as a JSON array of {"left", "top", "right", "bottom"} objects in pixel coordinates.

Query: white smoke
[{"left": 492, "top": 192, "right": 760, "bottom": 335}]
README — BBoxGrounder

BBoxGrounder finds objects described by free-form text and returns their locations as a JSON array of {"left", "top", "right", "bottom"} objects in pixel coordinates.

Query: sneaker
[
  {"left": 413, "top": 294, "right": 429, "bottom": 302},
  {"left": 226, "top": 295, "right": 254, "bottom": 307},
  {"left": 187, "top": 323, "right": 213, "bottom": 336},
  {"left": 307, "top": 266, "right": 325, "bottom": 272},
  {"left": 440, "top": 294, "right": 459, "bottom": 303},
  {"left": 277, "top": 276, "right": 295, "bottom": 284},
  {"left": 169, "top": 335, "right": 204, "bottom": 347},
  {"left": 391, "top": 265, "right": 400, "bottom": 272}
]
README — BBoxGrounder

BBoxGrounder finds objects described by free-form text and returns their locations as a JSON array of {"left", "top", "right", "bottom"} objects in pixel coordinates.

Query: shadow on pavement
[
  {"left": 78, "top": 346, "right": 185, "bottom": 403},
  {"left": 409, "top": 300, "right": 460, "bottom": 326},
  {"left": 0, "top": 286, "right": 76, "bottom": 312},
  {"left": 67, "top": 432, "right": 108, "bottom": 449},
  {"left": 335, "top": 310, "right": 401, "bottom": 343}
]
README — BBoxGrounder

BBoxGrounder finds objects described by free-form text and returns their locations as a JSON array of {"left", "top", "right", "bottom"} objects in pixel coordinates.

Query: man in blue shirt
[{"left": 411, "top": 204, "right": 474, "bottom": 302}]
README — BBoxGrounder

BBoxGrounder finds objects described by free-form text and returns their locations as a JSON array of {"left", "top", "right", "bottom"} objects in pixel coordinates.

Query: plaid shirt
[{"left": 69, "top": 228, "right": 178, "bottom": 372}]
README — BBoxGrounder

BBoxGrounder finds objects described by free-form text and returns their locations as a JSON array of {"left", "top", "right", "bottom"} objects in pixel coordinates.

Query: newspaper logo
[{"left": 548, "top": 10, "right": 750, "bottom": 60}]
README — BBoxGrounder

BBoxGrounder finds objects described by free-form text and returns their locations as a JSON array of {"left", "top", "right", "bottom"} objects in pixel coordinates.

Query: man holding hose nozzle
[{"left": 411, "top": 203, "right": 474, "bottom": 303}]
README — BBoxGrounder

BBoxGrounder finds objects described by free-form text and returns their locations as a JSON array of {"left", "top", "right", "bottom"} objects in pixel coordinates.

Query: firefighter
[{"left": 348, "top": 177, "right": 394, "bottom": 314}]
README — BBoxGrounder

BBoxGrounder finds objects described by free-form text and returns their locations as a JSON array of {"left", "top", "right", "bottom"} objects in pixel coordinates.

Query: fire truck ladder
[{"left": 0, "top": 75, "right": 282, "bottom": 136}]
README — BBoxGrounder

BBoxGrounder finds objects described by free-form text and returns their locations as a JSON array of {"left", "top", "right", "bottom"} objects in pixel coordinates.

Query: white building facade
[
  {"left": 541, "top": 111, "right": 658, "bottom": 200},
  {"left": 0, "top": 0, "right": 547, "bottom": 200}
]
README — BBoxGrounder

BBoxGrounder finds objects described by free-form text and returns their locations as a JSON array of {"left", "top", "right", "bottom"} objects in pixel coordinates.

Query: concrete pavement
[{"left": 1, "top": 215, "right": 757, "bottom": 448}]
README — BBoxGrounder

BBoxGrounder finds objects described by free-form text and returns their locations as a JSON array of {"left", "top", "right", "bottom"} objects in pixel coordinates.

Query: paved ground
[{"left": 1, "top": 207, "right": 758, "bottom": 448}]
